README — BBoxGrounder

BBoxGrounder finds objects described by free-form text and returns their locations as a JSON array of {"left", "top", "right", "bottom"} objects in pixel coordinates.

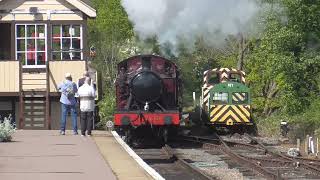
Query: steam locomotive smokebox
[{"left": 131, "top": 71, "right": 163, "bottom": 103}]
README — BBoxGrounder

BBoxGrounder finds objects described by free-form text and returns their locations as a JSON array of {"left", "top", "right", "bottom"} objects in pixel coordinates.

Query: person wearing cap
[
  {"left": 58, "top": 73, "right": 78, "bottom": 135},
  {"left": 78, "top": 77, "right": 95, "bottom": 136},
  {"left": 77, "top": 71, "right": 89, "bottom": 88}
]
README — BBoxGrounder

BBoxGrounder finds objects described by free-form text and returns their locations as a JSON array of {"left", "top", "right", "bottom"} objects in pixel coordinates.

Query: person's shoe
[
  {"left": 81, "top": 134, "right": 85, "bottom": 137},
  {"left": 87, "top": 134, "right": 91, "bottom": 137},
  {"left": 73, "top": 131, "right": 78, "bottom": 135},
  {"left": 60, "top": 131, "right": 65, "bottom": 135}
]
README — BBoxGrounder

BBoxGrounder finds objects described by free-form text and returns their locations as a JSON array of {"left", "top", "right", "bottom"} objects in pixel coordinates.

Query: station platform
[
  {"left": 94, "top": 133, "right": 153, "bottom": 180},
  {"left": 0, "top": 130, "right": 153, "bottom": 180}
]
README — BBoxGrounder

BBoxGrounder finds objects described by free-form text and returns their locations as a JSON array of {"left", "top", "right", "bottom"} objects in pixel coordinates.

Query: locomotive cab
[{"left": 209, "top": 82, "right": 252, "bottom": 126}]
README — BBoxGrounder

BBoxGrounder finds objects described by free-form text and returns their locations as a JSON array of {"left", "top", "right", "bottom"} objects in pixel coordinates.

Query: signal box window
[
  {"left": 52, "top": 25, "right": 82, "bottom": 60},
  {"left": 16, "top": 24, "right": 46, "bottom": 66},
  {"left": 232, "top": 92, "right": 248, "bottom": 104},
  {"left": 212, "top": 92, "right": 228, "bottom": 104},
  {"left": 229, "top": 73, "right": 241, "bottom": 82},
  {"left": 208, "top": 73, "right": 219, "bottom": 84}
]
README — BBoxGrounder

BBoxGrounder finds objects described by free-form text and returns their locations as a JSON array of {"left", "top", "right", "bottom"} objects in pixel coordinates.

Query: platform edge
[{"left": 111, "top": 131, "right": 165, "bottom": 180}]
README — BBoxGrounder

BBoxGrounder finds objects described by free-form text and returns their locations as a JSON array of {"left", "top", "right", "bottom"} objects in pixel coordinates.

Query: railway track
[
  {"left": 133, "top": 145, "right": 214, "bottom": 180},
  {"left": 178, "top": 134, "right": 320, "bottom": 180}
]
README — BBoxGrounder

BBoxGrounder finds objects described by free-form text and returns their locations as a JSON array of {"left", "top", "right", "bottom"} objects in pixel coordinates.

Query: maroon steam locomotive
[{"left": 114, "top": 55, "right": 182, "bottom": 143}]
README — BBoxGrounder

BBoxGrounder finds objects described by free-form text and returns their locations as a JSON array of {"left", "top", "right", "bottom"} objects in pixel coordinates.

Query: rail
[
  {"left": 162, "top": 145, "right": 214, "bottom": 180},
  {"left": 244, "top": 134, "right": 320, "bottom": 176},
  {"left": 214, "top": 135, "right": 279, "bottom": 179},
  {"left": 177, "top": 134, "right": 320, "bottom": 179}
]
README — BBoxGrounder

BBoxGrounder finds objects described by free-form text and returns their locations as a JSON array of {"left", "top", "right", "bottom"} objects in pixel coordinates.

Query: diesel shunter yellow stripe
[{"left": 210, "top": 105, "right": 251, "bottom": 125}]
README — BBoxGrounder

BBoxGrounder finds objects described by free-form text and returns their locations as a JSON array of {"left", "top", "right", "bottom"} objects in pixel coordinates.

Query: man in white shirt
[
  {"left": 78, "top": 77, "right": 95, "bottom": 136},
  {"left": 77, "top": 71, "right": 89, "bottom": 89}
]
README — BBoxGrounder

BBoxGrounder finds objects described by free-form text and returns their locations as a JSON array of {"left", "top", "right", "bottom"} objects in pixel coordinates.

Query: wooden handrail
[
  {"left": 19, "top": 60, "right": 24, "bottom": 129},
  {"left": 45, "top": 61, "right": 51, "bottom": 130}
]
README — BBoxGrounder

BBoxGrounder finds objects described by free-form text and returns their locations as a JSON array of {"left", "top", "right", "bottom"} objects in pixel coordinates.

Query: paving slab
[{"left": 0, "top": 130, "right": 116, "bottom": 180}]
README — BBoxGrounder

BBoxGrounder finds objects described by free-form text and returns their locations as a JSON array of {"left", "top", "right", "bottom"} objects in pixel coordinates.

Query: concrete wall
[
  {"left": 0, "top": 0, "right": 84, "bottom": 21},
  {"left": 0, "top": 61, "right": 19, "bottom": 92}
]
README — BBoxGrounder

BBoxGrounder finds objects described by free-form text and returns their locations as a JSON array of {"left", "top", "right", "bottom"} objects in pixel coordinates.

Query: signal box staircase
[{"left": 19, "top": 64, "right": 51, "bottom": 130}]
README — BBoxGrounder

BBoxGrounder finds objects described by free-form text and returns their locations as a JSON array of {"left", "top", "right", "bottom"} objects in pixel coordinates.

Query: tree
[
  {"left": 247, "top": 0, "right": 320, "bottom": 118},
  {"left": 88, "top": 0, "right": 133, "bottom": 126},
  {"left": 88, "top": 0, "right": 133, "bottom": 91}
]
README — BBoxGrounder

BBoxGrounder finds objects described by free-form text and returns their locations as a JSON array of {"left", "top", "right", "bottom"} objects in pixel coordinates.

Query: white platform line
[{"left": 111, "top": 131, "right": 165, "bottom": 180}]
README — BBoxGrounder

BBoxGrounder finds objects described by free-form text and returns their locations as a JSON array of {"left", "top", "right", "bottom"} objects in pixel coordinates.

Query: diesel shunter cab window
[
  {"left": 229, "top": 73, "right": 241, "bottom": 82},
  {"left": 232, "top": 92, "right": 248, "bottom": 104},
  {"left": 212, "top": 92, "right": 228, "bottom": 104},
  {"left": 208, "top": 73, "right": 219, "bottom": 84}
]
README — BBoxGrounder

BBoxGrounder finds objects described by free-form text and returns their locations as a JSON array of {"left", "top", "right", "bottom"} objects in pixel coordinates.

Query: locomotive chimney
[{"left": 142, "top": 56, "right": 151, "bottom": 70}]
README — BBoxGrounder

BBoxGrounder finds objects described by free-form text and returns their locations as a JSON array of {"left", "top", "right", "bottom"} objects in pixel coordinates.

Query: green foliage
[
  {"left": 96, "top": 92, "right": 116, "bottom": 129},
  {"left": 246, "top": 0, "right": 320, "bottom": 136},
  {"left": 172, "top": 0, "right": 320, "bottom": 136},
  {"left": 88, "top": 0, "right": 134, "bottom": 124},
  {"left": 0, "top": 117, "right": 15, "bottom": 142},
  {"left": 245, "top": 0, "right": 320, "bottom": 118},
  {"left": 289, "top": 96, "right": 320, "bottom": 137},
  {"left": 256, "top": 114, "right": 283, "bottom": 137},
  {"left": 90, "top": 0, "right": 133, "bottom": 43},
  {"left": 88, "top": 0, "right": 134, "bottom": 90},
  {"left": 88, "top": 0, "right": 320, "bottom": 137},
  {"left": 175, "top": 37, "right": 220, "bottom": 106}
]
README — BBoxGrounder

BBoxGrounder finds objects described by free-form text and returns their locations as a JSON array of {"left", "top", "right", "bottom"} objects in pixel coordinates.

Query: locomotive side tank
[{"left": 114, "top": 55, "right": 182, "bottom": 143}]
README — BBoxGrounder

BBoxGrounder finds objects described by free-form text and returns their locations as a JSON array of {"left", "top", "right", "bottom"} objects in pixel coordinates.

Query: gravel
[
  {"left": 255, "top": 136, "right": 280, "bottom": 146},
  {"left": 174, "top": 148, "right": 247, "bottom": 180},
  {"left": 202, "top": 167, "right": 244, "bottom": 180}
]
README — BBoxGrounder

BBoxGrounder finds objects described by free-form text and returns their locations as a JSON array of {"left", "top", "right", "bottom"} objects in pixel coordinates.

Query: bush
[
  {"left": 256, "top": 103, "right": 320, "bottom": 142},
  {"left": 0, "top": 116, "right": 15, "bottom": 142},
  {"left": 256, "top": 115, "right": 282, "bottom": 138},
  {"left": 96, "top": 93, "right": 116, "bottom": 130},
  {"left": 287, "top": 97, "right": 320, "bottom": 140}
]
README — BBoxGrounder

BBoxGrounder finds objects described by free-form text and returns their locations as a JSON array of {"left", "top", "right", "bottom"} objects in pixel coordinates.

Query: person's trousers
[
  {"left": 60, "top": 103, "right": 78, "bottom": 132},
  {"left": 80, "top": 111, "right": 93, "bottom": 135}
]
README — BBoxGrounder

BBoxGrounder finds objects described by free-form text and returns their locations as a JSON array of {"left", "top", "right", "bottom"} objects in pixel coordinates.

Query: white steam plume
[{"left": 121, "top": 0, "right": 261, "bottom": 50}]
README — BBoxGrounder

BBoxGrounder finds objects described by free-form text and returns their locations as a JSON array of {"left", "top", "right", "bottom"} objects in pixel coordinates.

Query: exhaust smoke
[{"left": 121, "top": 0, "right": 262, "bottom": 50}]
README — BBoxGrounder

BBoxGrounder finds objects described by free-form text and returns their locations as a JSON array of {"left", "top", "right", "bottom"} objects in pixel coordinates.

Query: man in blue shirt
[{"left": 58, "top": 73, "right": 78, "bottom": 135}]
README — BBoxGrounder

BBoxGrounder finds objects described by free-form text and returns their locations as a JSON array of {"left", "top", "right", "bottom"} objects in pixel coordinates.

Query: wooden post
[
  {"left": 45, "top": 62, "right": 51, "bottom": 130},
  {"left": 19, "top": 61, "right": 24, "bottom": 129},
  {"left": 193, "top": 92, "right": 196, "bottom": 107},
  {"left": 317, "top": 137, "right": 319, "bottom": 157},
  {"left": 310, "top": 136, "right": 315, "bottom": 154},
  {"left": 305, "top": 135, "right": 310, "bottom": 155},
  {"left": 297, "top": 139, "right": 300, "bottom": 152}
]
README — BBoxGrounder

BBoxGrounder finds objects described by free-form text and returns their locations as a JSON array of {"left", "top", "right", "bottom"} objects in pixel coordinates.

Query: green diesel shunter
[{"left": 199, "top": 68, "right": 254, "bottom": 131}]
